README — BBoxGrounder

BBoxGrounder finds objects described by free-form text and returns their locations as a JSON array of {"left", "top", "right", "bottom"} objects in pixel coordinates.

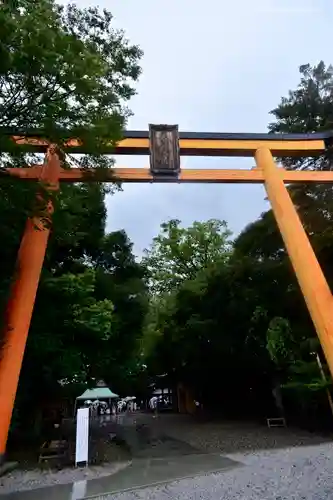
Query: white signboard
[{"left": 75, "top": 407, "right": 89, "bottom": 465}]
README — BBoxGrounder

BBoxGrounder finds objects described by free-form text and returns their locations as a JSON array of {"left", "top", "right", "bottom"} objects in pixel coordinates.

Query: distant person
[{"left": 149, "top": 396, "right": 158, "bottom": 417}]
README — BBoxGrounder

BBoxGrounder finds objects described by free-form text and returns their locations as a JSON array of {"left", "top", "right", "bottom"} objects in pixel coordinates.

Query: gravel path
[
  {"left": 0, "top": 461, "right": 130, "bottom": 494},
  {"left": 98, "top": 442, "right": 333, "bottom": 500},
  {"left": 158, "top": 415, "right": 331, "bottom": 454}
]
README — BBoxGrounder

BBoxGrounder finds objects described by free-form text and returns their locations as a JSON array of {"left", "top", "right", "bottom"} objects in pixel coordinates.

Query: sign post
[{"left": 75, "top": 407, "right": 89, "bottom": 466}]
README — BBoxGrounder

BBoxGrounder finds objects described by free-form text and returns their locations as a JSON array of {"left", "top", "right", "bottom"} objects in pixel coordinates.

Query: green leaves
[
  {"left": 30, "top": 269, "right": 114, "bottom": 381},
  {"left": 269, "top": 61, "right": 333, "bottom": 171},
  {"left": 0, "top": 0, "right": 142, "bottom": 168},
  {"left": 143, "top": 219, "right": 232, "bottom": 294},
  {"left": 266, "top": 317, "right": 294, "bottom": 366}
]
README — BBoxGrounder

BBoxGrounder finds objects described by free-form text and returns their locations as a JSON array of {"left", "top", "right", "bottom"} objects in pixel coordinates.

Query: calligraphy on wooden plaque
[{"left": 149, "top": 124, "right": 180, "bottom": 177}]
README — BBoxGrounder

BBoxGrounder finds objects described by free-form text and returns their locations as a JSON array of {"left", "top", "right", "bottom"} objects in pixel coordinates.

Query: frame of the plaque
[{"left": 149, "top": 124, "right": 180, "bottom": 177}]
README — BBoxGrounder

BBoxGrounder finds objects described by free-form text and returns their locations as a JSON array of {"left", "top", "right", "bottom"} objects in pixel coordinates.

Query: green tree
[
  {"left": 29, "top": 269, "right": 114, "bottom": 385},
  {"left": 142, "top": 218, "right": 276, "bottom": 413},
  {"left": 0, "top": 0, "right": 142, "bottom": 162},
  {"left": 234, "top": 211, "right": 285, "bottom": 262},
  {"left": 15, "top": 268, "right": 114, "bottom": 433},
  {"left": 0, "top": 182, "right": 108, "bottom": 317},
  {"left": 266, "top": 317, "right": 294, "bottom": 367},
  {"left": 0, "top": 0, "right": 145, "bottom": 440},
  {"left": 228, "top": 61, "right": 333, "bottom": 424},
  {"left": 143, "top": 257, "right": 277, "bottom": 413},
  {"left": 0, "top": 0, "right": 142, "bottom": 316},
  {"left": 143, "top": 219, "right": 232, "bottom": 294},
  {"left": 13, "top": 227, "right": 148, "bottom": 436},
  {"left": 0, "top": 0, "right": 142, "bottom": 288},
  {"left": 268, "top": 61, "right": 333, "bottom": 273},
  {"left": 269, "top": 61, "right": 333, "bottom": 171},
  {"left": 94, "top": 230, "right": 149, "bottom": 390},
  {"left": 234, "top": 61, "right": 333, "bottom": 375}
]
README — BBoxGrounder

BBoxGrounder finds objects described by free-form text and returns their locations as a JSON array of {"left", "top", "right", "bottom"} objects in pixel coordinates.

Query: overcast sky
[{"left": 71, "top": 0, "right": 332, "bottom": 257}]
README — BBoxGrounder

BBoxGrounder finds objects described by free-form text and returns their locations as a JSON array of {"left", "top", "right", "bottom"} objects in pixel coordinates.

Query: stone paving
[{"left": 1, "top": 453, "right": 240, "bottom": 500}]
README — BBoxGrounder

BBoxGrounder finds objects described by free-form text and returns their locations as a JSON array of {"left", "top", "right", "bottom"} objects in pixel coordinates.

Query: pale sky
[{"left": 69, "top": 0, "right": 332, "bottom": 256}]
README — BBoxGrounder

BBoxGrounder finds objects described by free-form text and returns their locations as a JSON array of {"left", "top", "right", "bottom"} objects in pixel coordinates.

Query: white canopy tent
[
  {"left": 77, "top": 387, "right": 119, "bottom": 400},
  {"left": 74, "top": 386, "right": 119, "bottom": 416}
]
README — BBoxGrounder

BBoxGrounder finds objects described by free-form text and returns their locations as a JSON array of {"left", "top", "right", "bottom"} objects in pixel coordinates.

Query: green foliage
[
  {"left": 143, "top": 219, "right": 232, "bottom": 294},
  {"left": 11, "top": 223, "right": 148, "bottom": 435},
  {"left": 93, "top": 230, "right": 149, "bottom": 388},
  {"left": 0, "top": 0, "right": 142, "bottom": 264},
  {"left": 234, "top": 211, "right": 285, "bottom": 261},
  {"left": 0, "top": 182, "right": 108, "bottom": 317},
  {"left": 266, "top": 317, "right": 294, "bottom": 366},
  {"left": 29, "top": 268, "right": 114, "bottom": 385},
  {"left": 268, "top": 61, "right": 333, "bottom": 285},
  {"left": 143, "top": 252, "right": 274, "bottom": 404},
  {"left": 0, "top": 0, "right": 142, "bottom": 161},
  {"left": 0, "top": 0, "right": 143, "bottom": 317},
  {"left": 269, "top": 61, "right": 333, "bottom": 170}
]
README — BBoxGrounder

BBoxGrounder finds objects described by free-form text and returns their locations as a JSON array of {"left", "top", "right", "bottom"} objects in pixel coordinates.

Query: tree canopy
[
  {"left": 143, "top": 219, "right": 232, "bottom": 294},
  {"left": 269, "top": 61, "right": 333, "bottom": 171},
  {"left": 0, "top": 0, "right": 142, "bottom": 160}
]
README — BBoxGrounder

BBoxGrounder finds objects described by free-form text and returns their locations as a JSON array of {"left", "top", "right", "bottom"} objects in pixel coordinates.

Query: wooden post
[
  {"left": 0, "top": 146, "right": 60, "bottom": 461},
  {"left": 255, "top": 148, "right": 333, "bottom": 378},
  {"left": 314, "top": 352, "right": 333, "bottom": 418}
]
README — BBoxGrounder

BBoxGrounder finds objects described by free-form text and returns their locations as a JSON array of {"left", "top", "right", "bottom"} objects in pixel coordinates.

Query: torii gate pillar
[
  {"left": 255, "top": 148, "right": 333, "bottom": 377},
  {"left": 0, "top": 147, "right": 60, "bottom": 462}
]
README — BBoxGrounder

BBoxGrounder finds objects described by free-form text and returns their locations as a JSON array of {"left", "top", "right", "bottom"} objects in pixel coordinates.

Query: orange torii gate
[{"left": 1, "top": 125, "right": 333, "bottom": 460}]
